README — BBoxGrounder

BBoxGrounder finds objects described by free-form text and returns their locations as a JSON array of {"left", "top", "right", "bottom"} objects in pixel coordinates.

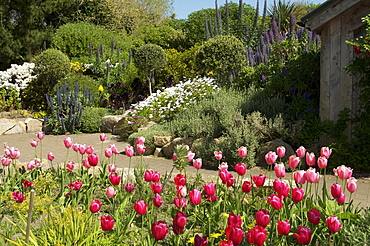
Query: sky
[{"left": 172, "top": 0, "right": 326, "bottom": 19}]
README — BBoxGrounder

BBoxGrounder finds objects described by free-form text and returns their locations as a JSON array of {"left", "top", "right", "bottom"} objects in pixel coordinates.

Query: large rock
[
  {"left": 101, "top": 115, "right": 124, "bottom": 133},
  {"left": 25, "top": 118, "right": 43, "bottom": 133},
  {"left": 0, "top": 119, "right": 16, "bottom": 135},
  {"left": 162, "top": 137, "right": 194, "bottom": 158},
  {"left": 5, "top": 121, "right": 26, "bottom": 135},
  {"left": 153, "top": 135, "right": 173, "bottom": 147},
  {"left": 138, "top": 121, "right": 157, "bottom": 132},
  {"left": 257, "top": 139, "right": 295, "bottom": 168}
]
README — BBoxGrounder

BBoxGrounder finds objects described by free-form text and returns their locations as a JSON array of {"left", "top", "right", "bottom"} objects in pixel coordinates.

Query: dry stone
[
  {"left": 162, "top": 137, "right": 194, "bottom": 158},
  {"left": 0, "top": 119, "right": 16, "bottom": 135},
  {"left": 153, "top": 135, "right": 173, "bottom": 147},
  {"left": 25, "top": 118, "right": 43, "bottom": 133},
  {"left": 101, "top": 115, "right": 124, "bottom": 133},
  {"left": 5, "top": 121, "right": 26, "bottom": 135}
]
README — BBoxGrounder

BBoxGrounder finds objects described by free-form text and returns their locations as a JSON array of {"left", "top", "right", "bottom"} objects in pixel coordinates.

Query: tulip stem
[{"left": 25, "top": 190, "right": 35, "bottom": 244}]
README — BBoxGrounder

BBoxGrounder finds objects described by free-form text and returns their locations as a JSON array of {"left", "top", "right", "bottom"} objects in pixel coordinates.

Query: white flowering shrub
[
  {"left": 128, "top": 77, "right": 219, "bottom": 122},
  {"left": 0, "top": 62, "right": 37, "bottom": 93}
]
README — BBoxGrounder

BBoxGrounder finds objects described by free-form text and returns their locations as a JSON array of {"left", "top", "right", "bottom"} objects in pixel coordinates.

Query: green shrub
[
  {"left": 117, "top": 115, "right": 149, "bottom": 141},
  {"left": 128, "top": 123, "right": 172, "bottom": 149},
  {"left": 79, "top": 107, "right": 112, "bottom": 133},
  {"left": 58, "top": 73, "right": 101, "bottom": 95}
]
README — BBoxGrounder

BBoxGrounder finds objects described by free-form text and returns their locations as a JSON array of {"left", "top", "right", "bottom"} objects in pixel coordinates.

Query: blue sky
[{"left": 172, "top": 0, "right": 325, "bottom": 19}]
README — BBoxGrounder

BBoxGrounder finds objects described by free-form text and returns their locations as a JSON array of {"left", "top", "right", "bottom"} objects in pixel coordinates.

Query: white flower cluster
[
  {"left": 0, "top": 62, "right": 37, "bottom": 93},
  {"left": 129, "top": 76, "right": 219, "bottom": 122}
]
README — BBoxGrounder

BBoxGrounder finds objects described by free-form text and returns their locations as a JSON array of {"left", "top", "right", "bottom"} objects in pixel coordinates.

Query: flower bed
[{"left": 0, "top": 133, "right": 362, "bottom": 245}]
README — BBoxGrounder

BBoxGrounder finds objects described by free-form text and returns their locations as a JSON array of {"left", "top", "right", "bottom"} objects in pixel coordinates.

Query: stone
[
  {"left": 5, "top": 121, "right": 26, "bottom": 135},
  {"left": 144, "top": 146, "right": 155, "bottom": 156},
  {"left": 257, "top": 139, "right": 295, "bottom": 168},
  {"left": 153, "top": 135, "right": 173, "bottom": 147},
  {"left": 153, "top": 147, "right": 165, "bottom": 157},
  {"left": 162, "top": 137, "right": 194, "bottom": 158},
  {"left": 138, "top": 121, "right": 157, "bottom": 132},
  {"left": 25, "top": 118, "right": 43, "bottom": 133},
  {"left": 0, "top": 119, "right": 16, "bottom": 135},
  {"left": 101, "top": 115, "right": 124, "bottom": 133}
]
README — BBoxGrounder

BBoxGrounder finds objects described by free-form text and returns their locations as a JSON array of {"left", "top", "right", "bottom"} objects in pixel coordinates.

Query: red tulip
[
  {"left": 153, "top": 194, "right": 164, "bottom": 207},
  {"left": 36, "top": 132, "right": 44, "bottom": 140},
  {"left": 307, "top": 208, "right": 321, "bottom": 225},
  {"left": 136, "top": 143, "right": 146, "bottom": 154},
  {"left": 305, "top": 168, "right": 320, "bottom": 183},
  {"left": 124, "top": 182, "right": 136, "bottom": 193},
  {"left": 68, "top": 180, "right": 83, "bottom": 190},
  {"left": 85, "top": 145, "right": 95, "bottom": 154},
  {"left": 193, "top": 158, "right": 202, "bottom": 169},
  {"left": 277, "top": 183, "right": 290, "bottom": 199},
  {"left": 331, "top": 183, "right": 342, "bottom": 199},
  {"left": 173, "top": 198, "right": 188, "bottom": 208},
  {"left": 317, "top": 156, "right": 328, "bottom": 169},
  {"left": 255, "top": 209, "right": 270, "bottom": 228},
  {"left": 66, "top": 161, "right": 75, "bottom": 171},
  {"left": 220, "top": 241, "right": 234, "bottom": 246},
  {"left": 292, "top": 187, "right": 305, "bottom": 203},
  {"left": 100, "top": 215, "right": 114, "bottom": 231},
  {"left": 47, "top": 152, "right": 55, "bottom": 161},
  {"left": 247, "top": 225, "right": 267, "bottom": 246},
  {"left": 99, "top": 133, "right": 106, "bottom": 142},
  {"left": 228, "top": 213, "right": 242, "bottom": 227},
  {"left": 219, "top": 170, "right": 232, "bottom": 184},
  {"left": 274, "top": 163, "right": 286, "bottom": 178},
  {"left": 225, "top": 226, "right": 244, "bottom": 245},
  {"left": 305, "top": 152, "right": 316, "bottom": 166},
  {"left": 293, "top": 226, "right": 312, "bottom": 245},
  {"left": 144, "top": 170, "right": 154, "bottom": 182},
  {"left": 204, "top": 182, "right": 216, "bottom": 196},
  {"left": 194, "top": 234, "right": 209, "bottom": 246},
  {"left": 265, "top": 151, "right": 278, "bottom": 165},
  {"left": 106, "top": 186, "right": 117, "bottom": 198},
  {"left": 346, "top": 177, "right": 358, "bottom": 193},
  {"left": 288, "top": 155, "right": 300, "bottom": 169},
  {"left": 105, "top": 148, "right": 113, "bottom": 158},
  {"left": 214, "top": 151, "right": 223, "bottom": 160},
  {"left": 268, "top": 194, "right": 283, "bottom": 210},
  {"left": 238, "top": 146, "right": 247, "bottom": 158},
  {"left": 151, "top": 171, "right": 160, "bottom": 182},
  {"left": 273, "top": 179, "right": 283, "bottom": 193},
  {"left": 87, "top": 153, "right": 99, "bottom": 167},
  {"left": 174, "top": 173, "right": 186, "bottom": 185},
  {"left": 90, "top": 199, "right": 102, "bottom": 213},
  {"left": 189, "top": 189, "right": 202, "bottom": 205},
  {"left": 134, "top": 200, "right": 148, "bottom": 215},
  {"left": 173, "top": 211, "right": 187, "bottom": 228},
  {"left": 151, "top": 221, "right": 169, "bottom": 241},
  {"left": 63, "top": 137, "right": 73, "bottom": 148},
  {"left": 334, "top": 165, "right": 353, "bottom": 180},
  {"left": 150, "top": 182, "right": 163, "bottom": 194},
  {"left": 320, "top": 147, "right": 332, "bottom": 159},
  {"left": 234, "top": 163, "right": 246, "bottom": 176},
  {"left": 293, "top": 170, "right": 307, "bottom": 184},
  {"left": 242, "top": 180, "right": 252, "bottom": 193},
  {"left": 336, "top": 192, "right": 346, "bottom": 204},
  {"left": 296, "top": 146, "right": 306, "bottom": 158},
  {"left": 125, "top": 145, "right": 134, "bottom": 157},
  {"left": 276, "top": 146, "right": 286, "bottom": 158},
  {"left": 277, "top": 219, "right": 290, "bottom": 235},
  {"left": 109, "top": 173, "right": 121, "bottom": 186},
  {"left": 252, "top": 174, "right": 266, "bottom": 188},
  {"left": 22, "top": 179, "right": 34, "bottom": 189},
  {"left": 326, "top": 216, "right": 342, "bottom": 233},
  {"left": 12, "top": 191, "right": 26, "bottom": 203}
]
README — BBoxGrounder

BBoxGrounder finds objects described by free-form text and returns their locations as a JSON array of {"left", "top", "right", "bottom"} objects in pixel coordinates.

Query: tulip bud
[
  {"left": 276, "top": 146, "right": 286, "bottom": 158},
  {"left": 346, "top": 177, "right": 357, "bottom": 193},
  {"left": 238, "top": 146, "right": 247, "bottom": 158},
  {"left": 125, "top": 145, "right": 134, "bottom": 157},
  {"left": 106, "top": 186, "right": 117, "bottom": 198},
  {"left": 288, "top": 155, "right": 300, "bottom": 169},
  {"left": 134, "top": 200, "right": 148, "bottom": 215},
  {"left": 305, "top": 152, "right": 316, "bottom": 166},
  {"left": 100, "top": 133, "right": 106, "bottom": 142},
  {"left": 331, "top": 183, "right": 342, "bottom": 199},
  {"left": 317, "top": 156, "right": 328, "bottom": 168},
  {"left": 326, "top": 216, "right": 342, "bottom": 233},
  {"left": 63, "top": 137, "right": 73, "bottom": 148},
  {"left": 151, "top": 221, "right": 169, "bottom": 241},
  {"left": 265, "top": 151, "right": 278, "bottom": 165},
  {"left": 277, "top": 219, "right": 290, "bottom": 235},
  {"left": 90, "top": 199, "right": 102, "bottom": 213},
  {"left": 274, "top": 163, "right": 286, "bottom": 178},
  {"left": 296, "top": 146, "right": 306, "bottom": 158},
  {"left": 189, "top": 189, "right": 202, "bottom": 205},
  {"left": 101, "top": 215, "right": 114, "bottom": 231}
]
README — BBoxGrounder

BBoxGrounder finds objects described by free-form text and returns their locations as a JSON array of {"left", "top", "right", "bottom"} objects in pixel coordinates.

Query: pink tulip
[
  {"left": 150, "top": 182, "right": 163, "bottom": 194},
  {"left": 305, "top": 168, "right": 320, "bottom": 183},
  {"left": 109, "top": 173, "right": 121, "bottom": 186},
  {"left": 346, "top": 177, "right": 358, "bottom": 193},
  {"left": 107, "top": 164, "right": 116, "bottom": 172},
  {"left": 186, "top": 151, "right": 195, "bottom": 162},
  {"left": 30, "top": 140, "right": 39, "bottom": 147},
  {"left": 144, "top": 170, "right": 154, "bottom": 182},
  {"left": 204, "top": 182, "right": 216, "bottom": 196},
  {"left": 173, "top": 197, "right": 188, "bottom": 208},
  {"left": 68, "top": 180, "right": 83, "bottom": 190},
  {"left": 273, "top": 179, "right": 283, "bottom": 193},
  {"left": 136, "top": 136, "right": 145, "bottom": 144},
  {"left": 124, "top": 182, "right": 136, "bottom": 193},
  {"left": 238, "top": 146, "right": 247, "bottom": 158},
  {"left": 136, "top": 143, "right": 146, "bottom": 154},
  {"left": 242, "top": 181, "right": 252, "bottom": 193},
  {"left": 252, "top": 174, "right": 266, "bottom": 188},
  {"left": 90, "top": 199, "right": 102, "bottom": 213},
  {"left": 108, "top": 144, "right": 120, "bottom": 154},
  {"left": 12, "top": 191, "right": 26, "bottom": 203},
  {"left": 235, "top": 163, "right": 246, "bottom": 176},
  {"left": 247, "top": 226, "right": 267, "bottom": 246},
  {"left": 305, "top": 152, "right": 316, "bottom": 166},
  {"left": 274, "top": 163, "right": 286, "bottom": 178},
  {"left": 4, "top": 146, "right": 20, "bottom": 159},
  {"left": 293, "top": 170, "right": 307, "bottom": 184},
  {"left": 125, "top": 145, "right": 134, "bottom": 157},
  {"left": 296, "top": 146, "right": 306, "bottom": 158},
  {"left": 101, "top": 215, "right": 114, "bottom": 231},
  {"left": 330, "top": 183, "right": 342, "bottom": 199},
  {"left": 277, "top": 183, "right": 290, "bottom": 199},
  {"left": 320, "top": 147, "right": 332, "bottom": 159},
  {"left": 66, "top": 161, "right": 75, "bottom": 171},
  {"left": 214, "top": 151, "right": 223, "bottom": 160},
  {"left": 176, "top": 185, "right": 187, "bottom": 198},
  {"left": 1, "top": 156, "right": 11, "bottom": 166},
  {"left": 218, "top": 162, "right": 228, "bottom": 171},
  {"left": 105, "top": 148, "right": 113, "bottom": 158},
  {"left": 228, "top": 213, "right": 242, "bottom": 227},
  {"left": 82, "top": 159, "right": 91, "bottom": 169},
  {"left": 174, "top": 174, "right": 186, "bottom": 185},
  {"left": 288, "top": 155, "right": 300, "bottom": 169},
  {"left": 100, "top": 133, "right": 106, "bottom": 142},
  {"left": 276, "top": 146, "right": 286, "bottom": 158},
  {"left": 292, "top": 187, "right": 305, "bottom": 203},
  {"left": 265, "top": 151, "right": 278, "bottom": 165},
  {"left": 27, "top": 158, "right": 42, "bottom": 170},
  {"left": 189, "top": 189, "right": 202, "bottom": 205},
  {"left": 47, "top": 152, "right": 55, "bottom": 161},
  {"left": 173, "top": 211, "right": 187, "bottom": 231},
  {"left": 78, "top": 144, "right": 86, "bottom": 155},
  {"left": 152, "top": 171, "right": 160, "bottom": 182},
  {"left": 293, "top": 226, "right": 312, "bottom": 245},
  {"left": 85, "top": 145, "right": 95, "bottom": 155},
  {"left": 87, "top": 153, "right": 99, "bottom": 166},
  {"left": 336, "top": 192, "right": 346, "bottom": 204},
  {"left": 256, "top": 209, "right": 270, "bottom": 228},
  {"left": 307, "top": 208, "right": 321, "bottom": 225},
  {"left": 151, "top": 221, "right": 169, "bottom": 241},
  {"left": 72, "top": 143, "right": 80, "bottom": 152},
  {"left": 153, "top": 194, "right": 164, "bottom": 207},
  {"left": 277, "top": 219, "right": 290, "bottom": 235},
  {"left": 317, "top": 156, "right": 328, "bottom": 169},
  {"left": 193, "top": 158, "right": 202, "bottom": 169},
  {"left": 326, "top": 216, "right": 342, "bottom": 233},
  {"left": 36, "top": 132, "right": 44, "bottom": 140},
  {"left": 63, "top": 137, "right": 73, "bottom": 148},
  {"left": 268, "top": 194, "right": 283, "bottom": 210},
  {"left": 106, "top": 186, "right": 117, "bottom": 198},
  {"left": 134, "top": 200, "right": 148, "bottom": 215},
  {"left": 334, "top": 165, "right": 353, "bottom": 180}
]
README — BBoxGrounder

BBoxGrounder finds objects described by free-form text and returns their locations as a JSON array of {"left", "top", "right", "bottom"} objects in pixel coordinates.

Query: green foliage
[
  {"left": 195, "top": 35, "right": 246, "bottom": 84},
  {"left": 128, "top": 123, "right": 172, "bottom": 149},
  {"left": 117, "top": 115, "right": 149, "bottom": 140},
  {"left": 58, "top": 73, "right": 101, "bottom": 97},
  {"left": 79, "top": 107, "right": 112, "bottom": 133},
  {"left": 0, "top": 87, "right": 22, "bottom": 111},
  {"left": 133, "top": 43, "right": 167, "bottom": 76}
]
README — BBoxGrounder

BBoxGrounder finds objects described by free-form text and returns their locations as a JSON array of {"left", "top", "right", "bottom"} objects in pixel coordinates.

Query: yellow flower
[
  {"left": 98, "top": 85, "right": 104, "bottom": 92},
  {"left": 210, "top": 233, "right": 222, "bottom": 238},
  {"left": 188, "top": 237, "right": 195, "bottom": 243}
]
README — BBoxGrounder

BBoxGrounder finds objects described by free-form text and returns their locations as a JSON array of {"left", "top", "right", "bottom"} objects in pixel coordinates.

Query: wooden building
[{"left": 301, "top": 0, "right": 370, "bottom": 131}]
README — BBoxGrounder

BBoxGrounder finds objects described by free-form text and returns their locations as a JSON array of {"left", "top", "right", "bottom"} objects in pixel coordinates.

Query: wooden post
[{"left": 25, "top": 190, "right": 35, "bottom": 244}]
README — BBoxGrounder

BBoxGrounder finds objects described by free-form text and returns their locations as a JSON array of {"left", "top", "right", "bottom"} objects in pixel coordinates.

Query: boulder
[
  {"left": 153, "top": 135, "right": 173, "bottom": 147},
  {"left": 5, "top": 121, "right": 26, "bottom": 135},
  {"left": 257, "top": 139, "right": 295, "bottom": 168},
  {"left": 0, "top": 119, "right": 16, "bottom": 135},
  {"left": 153, "top": 148, "right": 165, "bottom": 157},
  {"left": 101, "top": 115, "right": 124, "bottom": 133},
  {"left": 25, "top": 118, "right": 43, "bottom": 133},
  {"left": 138, "top": 121, "right": 157, "bottom": 132},
  {"left": 162, "top": 137, "right": 194, "bottom": 158}
]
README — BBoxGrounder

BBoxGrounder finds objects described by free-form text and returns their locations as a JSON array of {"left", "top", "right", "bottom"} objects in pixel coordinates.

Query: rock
[
  {"left": 162, "top": 137, "right": 194, "bottom": 158},
  {"left": 5, "top": 121, "right": 26, "bottom": 135},
  {"left": 153, "top": 135, "right": 173, "bottom": 147},
  {"left": 257, "top": 139, "right": 295, "bottom": 168},
  {"left": 144, "top": 146, "right": 155, "bottom": 156},
  {"left": 101, "top": 115, "right": 124, "bottom": 133},
  {"left": 0, "top": 119, "right": 17, "bottom": 135},
  {"left": 25, "top": 118, "right": 43, "bottom": 133},
  {"left": 138, "top": 121, "right": 157, "bottom": 132},
  {"left": 153, "top": 148, "right": 165, "bottom": 157}
]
